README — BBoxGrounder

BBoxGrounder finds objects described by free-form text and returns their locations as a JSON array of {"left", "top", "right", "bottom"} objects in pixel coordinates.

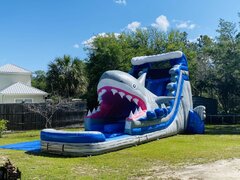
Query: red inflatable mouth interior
[{"left": 86, "top": 86, "right": 147, "bottom": 120}]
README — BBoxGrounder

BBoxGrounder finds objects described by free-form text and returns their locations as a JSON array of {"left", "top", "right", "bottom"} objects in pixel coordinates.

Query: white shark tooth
[
  {"left": 126, "top": 95, "right": 132, "bottom": 101},
  {"left": 99, "top": 89, "right": 107, "bottom": 96},
  {"left": 101, "top": 89, "right": 107, "bottom": 94},
  {"left": 87, "top": 110, "right": 91, "bottom": 116},
  {"left": 98, "top": 95, "right": 102, "bottom": 101},
  {"left": 99, "top": 99, "right": 103, "bottom": 104},
  {"left": 92, "top": 108, "right": 96, "bottom": 114},
  {"left": 134, "top": 108, "right": 138, "bottom": 115},
  {"left": 111, "top": 89, "right": 118, "bottom": 95},
  {"left": 118, "top": 92, "right": 125, "bottom": 98},
  {"left": 97, "top": 106, "right": 100, "bottom": 112},
  {"left": 133, "top": 98, "right": 139, "bottom": 105},
  {"left": 128, "top": 111, "right": 134, "bottom": 119},
  {"left": 138, "top": 107, "right": 143, "bottom": 112}
]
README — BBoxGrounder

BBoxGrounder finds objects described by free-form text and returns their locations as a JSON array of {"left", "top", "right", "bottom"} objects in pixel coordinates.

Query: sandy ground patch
[{"left": 140, "top": 158, "right": 240, "bottom": 180}]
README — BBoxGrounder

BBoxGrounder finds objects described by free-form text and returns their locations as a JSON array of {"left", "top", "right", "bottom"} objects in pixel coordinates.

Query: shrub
[{"left": 0, "top": 119, "right": 8, "bottom": 138}]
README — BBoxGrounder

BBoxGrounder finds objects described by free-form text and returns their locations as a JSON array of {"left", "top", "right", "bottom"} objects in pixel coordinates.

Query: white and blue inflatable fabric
[{"left": 41, "top": 51, "right": 206, "bottom": 156}]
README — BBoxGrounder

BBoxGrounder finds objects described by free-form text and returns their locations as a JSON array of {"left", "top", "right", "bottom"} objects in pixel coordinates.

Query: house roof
[
  {"left": 0, "top": 64, "right": 31, "bottom": 74},
  {"left": 0, "top": 82, "right": 48, "bottom": 95}
]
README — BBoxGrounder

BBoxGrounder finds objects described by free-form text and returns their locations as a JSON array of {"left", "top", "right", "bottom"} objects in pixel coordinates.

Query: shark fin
[
  {"left": 155, "top": 96, "right": 175, "bottom": 105},
  {"left": 138, "top": 72, "right": 147, "bottom": 86}
]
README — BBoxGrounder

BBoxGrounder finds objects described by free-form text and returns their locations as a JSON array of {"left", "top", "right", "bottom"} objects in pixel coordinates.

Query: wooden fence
[
  {"left": 206, "top": 114, "right": 240, "bottom": 125},
  {"left": 0, "top": 101, "right": 87, "bottom": 131},
  {"left": 1, "top": 101, "right": 239, "bottom": 130}
]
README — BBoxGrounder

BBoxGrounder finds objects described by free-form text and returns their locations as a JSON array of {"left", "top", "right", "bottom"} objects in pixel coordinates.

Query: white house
[{"left": 0, "top": 64, "right": 48, "bottom": 103}]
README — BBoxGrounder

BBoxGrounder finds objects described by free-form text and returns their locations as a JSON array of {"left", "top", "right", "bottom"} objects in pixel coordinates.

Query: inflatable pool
[{"left": 41, "top": 51, "right": 205, "bottom": 156}]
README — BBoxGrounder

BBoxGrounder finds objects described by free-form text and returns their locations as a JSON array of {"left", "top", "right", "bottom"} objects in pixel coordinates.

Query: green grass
[{"left": 1, "top": 125, "right": 240, "bottom": 179}]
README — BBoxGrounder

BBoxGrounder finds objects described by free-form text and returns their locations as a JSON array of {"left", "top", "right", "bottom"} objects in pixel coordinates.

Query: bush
[{"left": 0, "top": 119, "right": 8, "bottom": 138}]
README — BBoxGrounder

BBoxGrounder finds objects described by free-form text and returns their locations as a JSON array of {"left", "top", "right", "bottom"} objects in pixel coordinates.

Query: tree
[
  {"left": 0, "top": 119, "right": 8, "bottom": 138},
  {"left": 85, "top": 29, "right": 197, "bottom": 109},
  {"left": 85, "top": 33, "right": 132, "bottom": 109},
  {"left": 210, "top": 19, "right": 240, "bottom": 113},
  {"left": 32, "top": 70, "right": 47, "bottom": 92},
  {"left": 46, "top": 55, "right": 88, "bottom": 98},
  {"left": 25, "top": 99, "right": 80, "bottom": 128},
  {"left": 193, "top": 35, "right": 216, "bottom": 97}
]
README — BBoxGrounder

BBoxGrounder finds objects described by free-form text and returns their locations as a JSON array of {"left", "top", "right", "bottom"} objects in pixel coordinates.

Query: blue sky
[{"left": 0, "top": 0, "right": 239, "bottom": 72}]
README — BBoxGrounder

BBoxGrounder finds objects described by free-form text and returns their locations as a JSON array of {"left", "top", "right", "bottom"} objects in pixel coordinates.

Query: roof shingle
[
  {"left": 0, "top": 64, "right": 31, "bottom": 74},
  {"left": 0, "top": 82, "right": 47, "bottom": 95}
]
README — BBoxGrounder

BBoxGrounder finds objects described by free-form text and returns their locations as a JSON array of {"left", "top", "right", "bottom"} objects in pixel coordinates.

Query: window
[
  {"left": 24, "top": 99, "right": 33, "bottom": 103},
  {"left": 15, "top": 99, "right": 24, "bottom": 103},
  {"left": 15, "top": 98, "right": 33, "bottom": 103}
]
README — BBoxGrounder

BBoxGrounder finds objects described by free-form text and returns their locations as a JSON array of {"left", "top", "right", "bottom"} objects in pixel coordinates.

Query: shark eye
[{"left": 132, "top": 83, "right": 137, "bottom": 89}]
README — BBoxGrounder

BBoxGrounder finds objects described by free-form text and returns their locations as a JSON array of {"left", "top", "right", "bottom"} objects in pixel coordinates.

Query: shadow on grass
[
  {"left": 25, "top": 150, "right": 83, "bottom": 158},
  {"left": 205, "top": 124, "right": 240, "bottom": 135}
]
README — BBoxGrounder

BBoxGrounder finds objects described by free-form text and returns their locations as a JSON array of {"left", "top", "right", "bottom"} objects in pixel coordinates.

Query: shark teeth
[
  {"left": 128, "top": 107, "right": 146, "bottom": 120},
  {"left": 126, "top": 95, "right": 132, "bottom": 101},
  {"left": 86, "top": 106, "right": 101, "bottom": 117},
  {"left": 134, "top": 108, "right": 138, "bottom": 115},
  {"left": 98, "top": 99, "right": 103, "bottom": 104},
  {"left": 128, "top": 111, "right": 134, "bottom": 119},
  {"left": 99, "top": 89, "right": 107, "bottom": 95},
  {"left": 98, "top": 89, "right": 107, "bottom": 104},
  {"left": 92, "top": 108, "right": 96, "bottom": 114},
  {"left": 97, "top": 106, "right": 100, "bottom": 112},
  {"left": 87, "top": 110, "right": 91, "bottom": 116},
  {"left": 91, "top": 87, "right": 146, "bottom": 119},
  {"left": 100, "top": 88, "right": 141, "bottom": 106},
  {"left": 118, "top": 92, "right": 125, "bottom": 98},
  {"left": 111, "top": 89, "right": 118, "bottom": 95},
  {"left": 98, "top": 95, "right": 102, "bottom": 102},
  {"left": 133, "top": 98, "right": 139, "bottom": 105}
]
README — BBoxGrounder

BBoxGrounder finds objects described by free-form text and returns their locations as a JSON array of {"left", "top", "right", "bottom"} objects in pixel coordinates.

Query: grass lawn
[{"left": 1, "top": 125, "right": 240, "bottom": 179}]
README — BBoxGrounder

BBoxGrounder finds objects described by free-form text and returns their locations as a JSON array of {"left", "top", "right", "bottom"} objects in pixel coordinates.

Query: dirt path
[{"left": 142, "top": 158, "right": 240, "bottom": 179}]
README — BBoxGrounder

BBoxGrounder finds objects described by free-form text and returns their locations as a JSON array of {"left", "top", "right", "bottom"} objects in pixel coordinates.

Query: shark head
[{"left": 86, "top": 70, "right": 166, "bottom": 120}]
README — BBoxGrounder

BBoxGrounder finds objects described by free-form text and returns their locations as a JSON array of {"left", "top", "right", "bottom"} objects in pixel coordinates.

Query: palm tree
[{"left": 47, "top": 55, "right": 88, "bottom": 98}]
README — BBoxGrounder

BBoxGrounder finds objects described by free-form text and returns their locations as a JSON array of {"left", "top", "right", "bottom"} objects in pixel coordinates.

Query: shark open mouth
[{"left": 86, "top": 86, "right": 147, "bottom": 120}]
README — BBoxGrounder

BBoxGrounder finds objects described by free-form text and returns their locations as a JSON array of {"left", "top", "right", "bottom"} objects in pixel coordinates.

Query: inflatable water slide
[{"left": 41, "top": 51, "right": 205, "bottom": 156}]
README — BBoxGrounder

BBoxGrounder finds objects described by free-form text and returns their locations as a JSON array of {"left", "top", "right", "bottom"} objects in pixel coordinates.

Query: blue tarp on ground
[{"left": 0, "top": 140, "right": 40, "bottom": 152}]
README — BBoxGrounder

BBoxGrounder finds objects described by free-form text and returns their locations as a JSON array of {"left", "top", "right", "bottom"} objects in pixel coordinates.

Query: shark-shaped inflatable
[{"left": 41, "top": 51, "right": 205, "bottom": 156}]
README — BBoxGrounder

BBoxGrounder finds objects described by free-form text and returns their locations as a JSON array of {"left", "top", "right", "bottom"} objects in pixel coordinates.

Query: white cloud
[
  {"left": 176, "top": 22, "right": 188, "bottom": 29},
  {"left": 73, "top": 44, "right": 80, "bottom": 49},
  {"left": 126, "top": 21, "right": 141, "bottom": 32},
  {"left": 189, "top": 37, "right": 198, "bottom": 43},
  {"left": 188, "top": 24, "right": 196, "bottom": 29},
  {"left": 189, "top": 35, "right": 214, "bottom": 43},
  {"left": 176, "top": 21, "right": 196, "bottom": 30},
  {"left": 114, "top": 0, "right": 126, "bottom": 5},
  {"left": 82, "top": 33, "right": 107, "bottom": 48},
  {"left": 82, "top": 33, "right": 120, "bottom": 48},
  {"left": 151, "top": 15, "right": 170, "bottom": 32}
]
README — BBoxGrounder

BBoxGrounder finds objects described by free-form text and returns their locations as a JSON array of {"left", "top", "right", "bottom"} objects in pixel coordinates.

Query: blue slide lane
[{"left": 40, "top": 130, "right": 106, "bottom": 143}]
